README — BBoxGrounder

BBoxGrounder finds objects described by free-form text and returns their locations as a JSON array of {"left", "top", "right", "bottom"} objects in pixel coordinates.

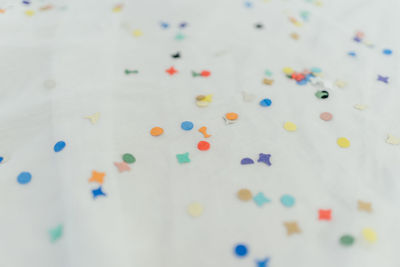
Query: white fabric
[{"left": 0, "top": 0, "right": 399, "bottom": 266}]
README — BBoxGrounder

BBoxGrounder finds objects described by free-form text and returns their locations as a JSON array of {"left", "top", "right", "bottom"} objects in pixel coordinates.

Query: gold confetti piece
[
  {"left": 237, "top": 189, "right": 252, "bottom": 201},
  {"left": 358, "top": 200, "right": 372, "bottom": 212},
  {"left": 386, "top": 134, "right": 400, "bottom": 145},
  {"left": 187, "top": 202, "right": 204, "bottom": 217},
  {"left": 132, "top": 29, "right": 143, "bottom": 37},
  {"left": 25, "top": 10, "right": 35, "bottom": 16},
  {"left": 290, "top": 32, "right": 299, "bottom": 40},
  {"left": 112, "top": 4, "right": 123, "bottom": 12},
  {"left": 282, "top": 67, "right": 294, "bottom": 75},
  {"left": 362, "top": 228, "right": 377, "bottom": 243},
  {"left": 354, "top": 104, "right": 367, "bottom": 110},
  {"left": 283, "top": 221, "right": 301, "bottom": 235},
  {"left": 85, "top": 112, "right": 100, "bottom": 124},
  {"left": 263, "top": 78, "right": 274, "bottom": 85}
]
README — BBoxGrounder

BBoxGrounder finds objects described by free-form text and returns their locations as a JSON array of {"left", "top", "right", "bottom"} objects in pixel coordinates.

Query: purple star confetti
[
  {"left": 257, "top": 153, "right": 272, "bottom": 166},
  {"left": 377, "top": 75, "right": 389, "bottom": 84}
]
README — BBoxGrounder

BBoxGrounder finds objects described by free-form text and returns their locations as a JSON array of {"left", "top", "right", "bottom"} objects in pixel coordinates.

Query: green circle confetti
[
  {"left": 340, "top": 235, "right": 354, "bottom": 246},
  {"left": 122, "top": 153, "right": 136, "bottom": 164}
]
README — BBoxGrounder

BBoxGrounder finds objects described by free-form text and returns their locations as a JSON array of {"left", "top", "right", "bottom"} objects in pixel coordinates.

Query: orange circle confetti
[
  {"left": 225, "top": 112, "right": 238, "bottom": 121},
  {"left": 150, "top": 127, "right": 164, "bottom": 136}
]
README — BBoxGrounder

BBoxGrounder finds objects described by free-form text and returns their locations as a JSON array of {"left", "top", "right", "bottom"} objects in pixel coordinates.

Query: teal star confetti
[
  {"left": 175, "top": 33, "right": 185, "bottom": 40},
  {"left": 253, "top": 192, "right": 271, "bottom": 206},
  {"left": 265, "top": 70, "right": 273, "bottom": 77},
  {"left": 176, "top": 152, "right": 190, "bottom": 164},
  {"left": 49, "top": 224, "right": 63, "bottom": 243}
]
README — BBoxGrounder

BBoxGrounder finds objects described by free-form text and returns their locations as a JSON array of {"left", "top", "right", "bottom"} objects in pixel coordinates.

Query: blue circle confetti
[
  {"left": 17, "top": 172, "right": 32, "bottom": 184},
  {"left": 181, "top": 121, "right": 194, "bottom": 131},
  {"left": 0, "top": 157, "right": 3, "bottom": 164},
  {"left": 54, "top": 141, "right": 66, "bottom": 152},
  {"left": 259, "top": 98, "right": 272, "bottom": 107},
  {"left": 280, "top": 194, "right": 295, "bottom": 207},
  {"left": 234, "top": 244, "right": 248, "bottom": 257},
  {"left": 348, "top": 51, "right": 356, "bottom": 57},
  {"left": 383, "top": 49, "right": 392, "bottom": 55}
]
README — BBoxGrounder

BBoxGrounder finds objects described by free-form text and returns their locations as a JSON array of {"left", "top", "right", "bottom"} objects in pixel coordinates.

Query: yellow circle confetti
[
  {"left": 362, "top": 228, "right": 377, "bottom": 243},
  {"left": 187, "top": 202, "right": 204, "bottom": 217},
  {"left": 25, "top": 10, "right": 35, "bottom": 16},
  {"left": 284, "top": 122, "right": 297, "bottom": 132},
  {"left": 132, "top": 29, "right": 143, "bottom": 37},
  {"left": 337, "top": 137, "right": 350, "bottom": 148},
  {"left": 282, "top": 67, "right": 294, "bottom": 75}
]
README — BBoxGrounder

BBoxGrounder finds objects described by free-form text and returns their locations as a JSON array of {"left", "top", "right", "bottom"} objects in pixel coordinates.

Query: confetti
[
  {"left": 241, "top": 158, "right": 254, "bottom": 165},
  {"left": 283, "top": 122, "right": 297, "bottom": 132},
  {"left": 290, "top": 32, "right": 300, "bottom": 40},
  {"left": 234, "top": 244, "right": 248, "bottom": 257},
  {"left": 237, "top": 189, "right": 253, "bottom": 201},
  {"left": 17, "top": 172, "right": 32, "bottom": 185},
  {"left": 386, "top": 134, "right": 400, "bottom": 145},
  {"left": 187, "top": 202, "right": 204, "bottom": 217},
  {"left": 25, "top": 10, "right": 35, "bottom": 16},
  {"left": 259, "top": 98, "right": 272, "bottom": 107},
  {"left": 253, "top": 192, "right": 270, "bottom": 206},
  {"left": 377, "top": 75, "right": 389, "bottom": 84},
  {"left": 256, "top": 258, "right": 270, "bottom": 267},
  {"left": 283, "top": 222, "right": 301, "bottom": 235},
  {"left": 176, "top": 152, "right": 190, "bottom": 164},
  {"left": 175, "top": 33, "right": 185, "bottom": 40},
  {"left": 335, "top": 80, "right": 347, "bottom": 88},
  {"left": 254, "top": 23, "right": 263, "bottom": 29},
  {"left": 320, "top": 112, "right": 333, "bottom": 121},
  {"left": 318, "top": 209, "right": 332, "bottom": 220},
  {"left": 192, "top": 70, "right": 211, "bottom": 77},
  {"left": 262, "top": 78, "right": 274, "bottom": 85},
  {"left": 166, "top": 66, "right": 178, "bottom": 75},
  {"left": 337, "top": 137, "right": 350, "bottom": 148},
  {"left": 257, "top": 153, "right": 271, "bottom": 166},
  {"left": 88, "top": 170, "right": 105, "bottom": 184},
  {"left": 160, "top": 22, "right": 169, "bottom": 29},
  {"left": 181, "top": 121, "right": 194, "bottom": 131},
  {"left": 92, "top": 186, "right": 106, "bottom": 199},
  {"left": 114, "top": 162, "right": 131, "bottom": 172},
  {"left": 280, "top": 195, "right": 295, "bottom": 207},
  {"left": 340, "top": 235, "right": 354, "bottom": 246},
  {"left": 150, "top": 127, "right": 164, "bottom": 136},
  {"left": 171, "top": 52, "right": 180, "bottom": 59},
  {"left": 354, "top": 104, "right": 367, "bottom": 110},
  {"left": 132, "top": 29, "right": 143, "bottom": 37},
  {"left": 54, "top": 141, "right": 66, "bottom": 152},
  {"left": 382, "top": 49, "right": 392, "bottom": 55},
  {"left": 112, "top": 4, "right": 123, "bottom": 12},
  {"left": 315, "top": 90, "right": 329, "bottom": 99},
  {"left": 85, "top": 112, "right": 100, "bottom": 124},
  {"left": 362, "top": 228, "right": 377, "bottom": 243},
  {"left": 358, "top": 200, "right": 372, "bottom": 212},
  {"left": 198, "top": 126, "right": 211, "bottom": 138},
  {"left": 197, "top": 141, "right": 210, "bottom": 151},
  {"left": 125, "top": 69, "right": 138, "bottom": 75},
  {"left": 348, "top": 51, "right": 357, "bottom": 57},
  {"left": 122, "top": 153, "right": 136, "bottom": 164},
  {"left": 49, "top": 224, "right": 63, "bottom": 243}
]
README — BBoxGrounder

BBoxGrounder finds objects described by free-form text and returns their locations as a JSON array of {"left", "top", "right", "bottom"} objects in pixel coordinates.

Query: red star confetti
[{"left": 166, "top": 66, "right": 178, "bottom": 75}]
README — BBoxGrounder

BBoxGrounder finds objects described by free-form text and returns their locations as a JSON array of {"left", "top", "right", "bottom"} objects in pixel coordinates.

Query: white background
[{"left": 0, "top": 0, "right": 399, "bottom": 266}]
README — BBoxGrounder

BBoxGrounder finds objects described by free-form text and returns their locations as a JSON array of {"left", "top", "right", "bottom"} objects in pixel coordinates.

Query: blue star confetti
[{"left": 92, "top": 186, "right": 106, "bottom": 199}]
